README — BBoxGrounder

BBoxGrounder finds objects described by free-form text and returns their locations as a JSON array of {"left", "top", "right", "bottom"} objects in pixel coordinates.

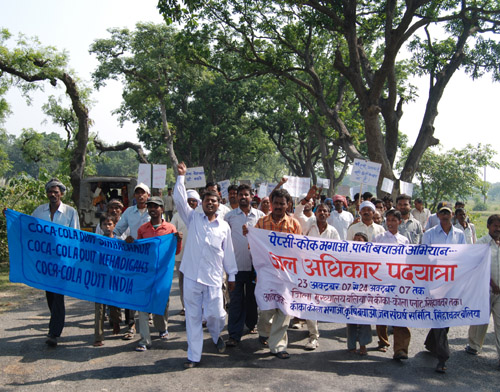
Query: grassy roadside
[{"left": 0, "top": 262, "right": 41, "bottom": 314}]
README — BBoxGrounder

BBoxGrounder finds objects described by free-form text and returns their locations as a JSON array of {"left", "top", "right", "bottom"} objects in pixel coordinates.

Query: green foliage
[
  {"left": 401, "top": 143, "right": 498, "bottom": 211},
  {"left": 91, "top": 23, "right": 275, "bottom": 181},
  {"left": 488, "top": 182, "right": 500, "bottom": 201},
  {"left": 93, "top": 149, "right": 140, "bottom": 177},
  {"left": 0, "top": 169, "right": 73, "bottom": 262},
  {"left": 472, "top": 201, "right": 488, "bottom": 211}
]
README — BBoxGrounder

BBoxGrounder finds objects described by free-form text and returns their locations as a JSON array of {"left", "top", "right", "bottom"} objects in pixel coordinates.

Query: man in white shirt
[
  {"left": 327, "top": 195, "right": 353, "bottom": 240},
  {"left": 162, "top": 188, "right": 175, "bottom": 221},
  {"left": 466, "top": 214, "right": 500, "bottom": 368},
  {"left": 224, "top": 184, "right": 264, "bottom": 347},
  {"left": 422, "top": 204, "right": 466, "bottom": 373},
  {"left": 373, "top": 210, "right": 411, "bottom": 360},
  {"left": 411, "top": 198, "right": 430, "bottom": 229},
  {"left": 31, "top": 178, "right": 80, "bottom": 347},
  {"left": 294, "top": 187, "right": 318, "bottom": 234},
  {"left": 196, "top": 182, "right": 231, "bottom": 219},
  {"left": 346, "top": 201, "right": 385, "bottom": 241},
  {"left": 303, "top": 203, "right": 340, "bottom": 350},
  {"left": 174, "top": 163, "right": 237, "bottom": 369}
]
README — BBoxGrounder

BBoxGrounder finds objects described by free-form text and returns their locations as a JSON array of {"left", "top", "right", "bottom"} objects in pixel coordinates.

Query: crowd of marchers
[{"left": 25, "top": 170, "right": 500, "bottom": 373}]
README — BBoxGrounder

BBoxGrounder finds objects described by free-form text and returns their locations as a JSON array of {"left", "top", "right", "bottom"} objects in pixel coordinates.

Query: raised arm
[{"left": 173, "top": 162, "right": 194, "bottom": 228}]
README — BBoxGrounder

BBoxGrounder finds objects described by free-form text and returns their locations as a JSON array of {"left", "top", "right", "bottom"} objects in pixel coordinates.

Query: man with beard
[
  {"left": 224, "top": 184, "right": 265, "bottom": 347},
  {"left": 327, "top": 195, "right": 353, "bottom": 240},
  {"left": 227, "top": 184, "right": 239, "bottom": 210},
  {"left": 346, "top": 201, "right": 385, "bottom": 241},
  {"left": 395, "top": 194, "right": 423, "bottom": 245},
  {"left": 252, "top": 188, "right": 302, "bottom": 359},
  {"left": 174, "top": 163, "right": 237, "bottom": 368},
  {"left": 32, "top": 178, "right": 80, "bottom": 347},
  {"left": 422, "top": 204, "right": 465, "bottom": 373}
]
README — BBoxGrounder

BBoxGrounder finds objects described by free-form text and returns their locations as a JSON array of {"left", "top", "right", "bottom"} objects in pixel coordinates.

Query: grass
[
  {"left": 467, "top": 200, "right": 500, "bottom": 239},
  {"left": 0, "top": 262, "right": 40, "bottom": 314}
]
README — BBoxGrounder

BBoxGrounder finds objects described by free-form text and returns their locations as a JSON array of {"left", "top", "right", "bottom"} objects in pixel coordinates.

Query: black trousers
[
  {"left": 227, "top": 271, "right": 258, "bottom": 341},
  {"left": 46, "top": 291, "right": 65, "bottom": 337},
  {"left": 425, "top": 327, "right": 450, "bottom": 363}
]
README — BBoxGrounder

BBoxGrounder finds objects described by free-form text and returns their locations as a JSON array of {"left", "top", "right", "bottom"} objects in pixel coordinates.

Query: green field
[{"left": 467, "top": 200, "right": 500, "bottom": 238}]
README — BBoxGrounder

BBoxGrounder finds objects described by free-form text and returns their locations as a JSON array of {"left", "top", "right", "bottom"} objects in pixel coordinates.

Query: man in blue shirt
[
  {"left": 422, "top": 203, "right": 465, "bottom": 373},
  {"left": 31, "top": 178, "right": 80, "bottom": 347}
]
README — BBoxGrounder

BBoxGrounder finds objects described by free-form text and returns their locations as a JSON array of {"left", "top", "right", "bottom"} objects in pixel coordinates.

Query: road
[{"left": 1, "top": 280, "right": 499, "bottom": 392}]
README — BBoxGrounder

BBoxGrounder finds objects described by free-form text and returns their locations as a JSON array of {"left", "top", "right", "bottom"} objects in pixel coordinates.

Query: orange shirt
[
  {"left": 137, "top": 220, "right": 181, "bottom": 255},
  {"left": 255, "top": 213, "right": 302, "bottom": 235}
]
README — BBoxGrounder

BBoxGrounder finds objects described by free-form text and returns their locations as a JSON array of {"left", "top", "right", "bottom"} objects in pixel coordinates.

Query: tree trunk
[{"left": 60, "top": 73, "right": 89, "bottom": 207}]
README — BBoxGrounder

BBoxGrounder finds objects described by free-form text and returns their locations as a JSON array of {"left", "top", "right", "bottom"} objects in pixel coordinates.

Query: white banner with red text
[{"left": 247, "top": 227, "right": 491, "bottom": 328}]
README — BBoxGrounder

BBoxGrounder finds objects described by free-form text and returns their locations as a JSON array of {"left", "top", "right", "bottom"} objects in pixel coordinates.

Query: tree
[
  {"left": 0, "top": 29, "right": 91, "bottom": 205},
  {"left": 91, "top": 23, "right": 184, "bottom": 169},
  {"left": 405, "top": 144, "right": 498, "bottom": 211},
  {"left": 158, "top": 0, "right": 500, "bottom": 194},
  {"left": 92, "top": 23, "right": 275, "bottom": 181}
]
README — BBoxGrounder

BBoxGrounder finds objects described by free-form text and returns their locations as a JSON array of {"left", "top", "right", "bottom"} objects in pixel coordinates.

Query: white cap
[
  {"left": 359, "top": 200, "right": 376, "bottom": 212},
  {"left": 134, "top": 183, "right": 150, "bottom": 195}
]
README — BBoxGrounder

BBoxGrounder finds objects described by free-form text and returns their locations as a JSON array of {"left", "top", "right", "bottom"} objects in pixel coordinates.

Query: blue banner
[{"left": 6, "top": 209, "right": 177, "bottom": 315}]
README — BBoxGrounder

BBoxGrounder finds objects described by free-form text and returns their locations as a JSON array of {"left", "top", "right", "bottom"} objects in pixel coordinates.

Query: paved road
[{"left": 1, "top": 281, "right": 499, "bottom": 392}]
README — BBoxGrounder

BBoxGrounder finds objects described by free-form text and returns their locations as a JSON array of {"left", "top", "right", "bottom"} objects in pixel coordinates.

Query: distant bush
[{"left": 472, "top": 202, "right": 488, "bottom": 211}]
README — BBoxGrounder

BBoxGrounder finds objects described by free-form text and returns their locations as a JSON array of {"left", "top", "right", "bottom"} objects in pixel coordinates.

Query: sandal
[
  {"left": 123, "top": 328, "right": 135, "bottom": 340},
  {"left": 377, "top": 345, "right": 388, "bottom": 352},
  {"left": 272, "top": 351, "right": 290, "bottom": 359},
  {"left": 93, "top": 341, "right": 104, "bottom": 347},
  {"left": 135, "top": 344, "right": 148, "bottom": 352},
  {"left": 159, "top": 331, "right": 169, "bottom": 339},
  {"left": 359, "top": 346, "right": 368, "bottom": 356}
]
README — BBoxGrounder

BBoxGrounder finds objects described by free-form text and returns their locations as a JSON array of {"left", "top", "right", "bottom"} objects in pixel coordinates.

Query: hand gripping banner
[
  {"left": 247, "top": 227, "right": 491, "bottom": 328},
  {"left": 6, "top": 209, "right": 176, "bottom": 315}
]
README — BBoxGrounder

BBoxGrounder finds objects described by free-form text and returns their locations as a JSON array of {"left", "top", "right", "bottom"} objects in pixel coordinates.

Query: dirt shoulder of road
[{"left": 0, "top": 262, "right": 40, "bottom": 314}]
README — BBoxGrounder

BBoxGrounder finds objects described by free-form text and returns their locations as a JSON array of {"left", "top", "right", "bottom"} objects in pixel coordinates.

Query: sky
[{"left": 1, "top": 1, "right": 500, "bottom": 183}]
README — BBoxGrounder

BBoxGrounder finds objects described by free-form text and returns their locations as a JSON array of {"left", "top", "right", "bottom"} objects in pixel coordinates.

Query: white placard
[
  {"left": 137, "top": 163, "right": 152, "bottom": 188},
  {"left": 351, "top": 159, "right": 382, "bottom": 186},
  {"left": 185, "top": 167, "right": 206, "bottom": 188},
  {"left": 218, "top": 179, "right": 230, "bottom": 200},
  {"left": 138, "top": 164, "right": 167, "bottom": 189},
  {"left": 152, "top": 164, "right": 167, "bottom": 189},
  {"left": 350, "top": 185, "right": 361, "bottom": 200},
  {"left": 283, "top": 176, "right": 311, "bottom": 198},
  {"left": 381, "top": 178, "right": 394, "bottom": 194},
  {"left": 317, "top": 177, "right": 331, "bottom": 189},
  {"left": 400, "top": 180, "right": 414, "bottom": 197},
  {"left": 259, "top": 183, "right": 268, "bottom": 198}
]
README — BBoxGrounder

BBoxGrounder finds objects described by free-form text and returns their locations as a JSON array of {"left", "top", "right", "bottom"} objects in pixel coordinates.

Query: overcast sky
[{"left": 1, "top": 0, "right": 500, "bottom": 183}]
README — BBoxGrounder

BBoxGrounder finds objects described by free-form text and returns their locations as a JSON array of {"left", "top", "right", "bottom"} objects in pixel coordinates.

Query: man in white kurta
[
  {"left": 173, "top": 163, "right": 238, "bottom": 368},
  {"left": 304, "top": 203, "right": 340, "bottom": 350},
  {"left": 327, "top": 195, "right": 353, "bottom": 240},
  {"left": 466, "top": 214, "right": 500, "bottom": 367},
  {"left": 346, "top": 201, "right": 385, "bottom": 241}
]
